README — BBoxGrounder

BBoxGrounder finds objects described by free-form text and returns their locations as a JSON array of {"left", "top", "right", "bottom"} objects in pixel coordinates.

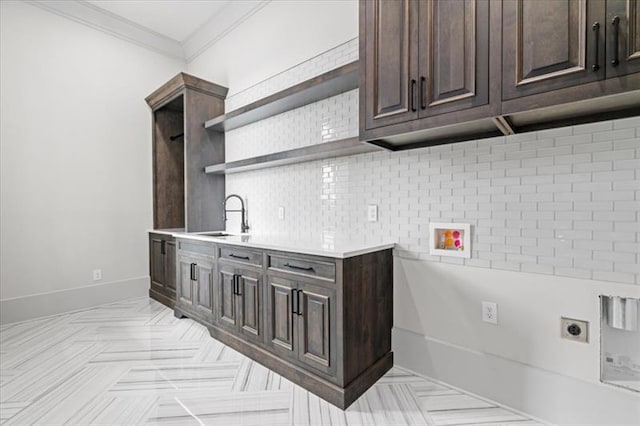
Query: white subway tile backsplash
[
  {"left": 573, "top": 121, "right": 613, "bottom": 135},
  {"left": 613, "top": 116, "right": 640, "bottom": 129},
  {"left": 222, "top": 41, "right": 640, "bottom": 286},
  {"left": 592, "top": 128, "right": 637, "bottom": 142}
]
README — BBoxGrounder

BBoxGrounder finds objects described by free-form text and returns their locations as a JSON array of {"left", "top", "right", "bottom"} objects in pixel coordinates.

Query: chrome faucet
[{"left": 223, "top": 194, "right": 249, "bottom": 233}]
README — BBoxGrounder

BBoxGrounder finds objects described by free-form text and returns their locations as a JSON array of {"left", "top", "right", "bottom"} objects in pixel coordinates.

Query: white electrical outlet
[
  {"left": 93, "top": 269, "right": 102, "bottom": 281},
  {"left": 482, "top": 301, "right": 498, "bottom": 324},
  {"left": 367, "top": 204, "right": 378, "bottom": 222},
  {"left": 561, "top": 317, "right": 589, "bottom": 343},
  {"left": 278, "top": 206, "right": 285, "bottom": 220}
]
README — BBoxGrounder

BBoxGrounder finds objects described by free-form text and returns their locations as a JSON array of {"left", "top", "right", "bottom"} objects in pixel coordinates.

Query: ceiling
[
  {"left": 31, "top": 0, "right": 268, "bottom": 61},
  {"left": 87, "top": 0, "right": 231, "bottom": 42}
]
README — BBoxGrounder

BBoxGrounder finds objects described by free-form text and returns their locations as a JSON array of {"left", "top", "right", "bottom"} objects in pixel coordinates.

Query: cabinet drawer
[
  {"left": 177, "top": 240, "right": 216, "bottom": 257},
  {"left": 219, "top": 246, "right": 263, "bottom": 267},
  {"left": 268, "top": 254, "right": 335, "bottom": 282}
]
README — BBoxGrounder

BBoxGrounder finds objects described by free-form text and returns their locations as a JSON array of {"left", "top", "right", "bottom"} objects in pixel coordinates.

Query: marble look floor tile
[
  {"left": 147, "top": 390, "right": 290, "bottom": 426},
  {"left": 89, "top": 341, "right": 204, "bottom": 364},
  {"left": 109, "top": 363, "right": 238, "bottom": 395},
  {"left": 418, "top": 394, "right": 496, "bottom": 412},
  {"left": 429, "top": 407, "right": 528, "bottom": 425},
  {"left": 232, "top": 358, "right": 292, "bottom": 392},
  {"left": 1, "top": 342, "right": 107, "bottom": 403},
  {"left": 0, "top": 298, "right": 538, "bottom": 425},
  {"left": 4, "top": 365, "right": 129, "bottom": 425},
  {"left": 0, "top": 401, "right": 29, "bottom": 421},
  {"left": 68, "top": 395, "right": 158, "bottom": 425}
]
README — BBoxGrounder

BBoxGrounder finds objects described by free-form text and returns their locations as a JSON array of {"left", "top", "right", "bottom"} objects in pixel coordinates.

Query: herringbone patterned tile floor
[{"left": 0, "top": 298, "right": 540, "bottom": 425}]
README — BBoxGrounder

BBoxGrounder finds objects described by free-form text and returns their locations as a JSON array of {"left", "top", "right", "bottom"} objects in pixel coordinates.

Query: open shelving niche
[{"left": 203, "top": 61, "right": 381, "bottom": 174}]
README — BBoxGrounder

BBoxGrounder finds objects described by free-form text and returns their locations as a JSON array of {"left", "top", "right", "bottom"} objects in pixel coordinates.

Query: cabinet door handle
[
  {"left": 296, "top": 290, "right": 303, "bottom": 317},
  {"left": 420, "top": 76, "right": 426, "bottom": 109},
  {"left": 291, "top": 288, "right": 298, "bottom": 315},
  {"left": 190, "top": 263, "right": 196, "bottom": 281},
  {"left": 611, "top": 16, "right": 620, "bottom": 67},
  {"left": 283, "top": 262, "right": 314, "bottom": 272},
  {"left": 235, "top": 274, "right": 242, "bottom": 296},
  {"left": 161, "top": 240, "right": 166, "bottom": 255},
  {"left": 410, "top": 79, "right": 417, "bottom": 112},
  {"left": 592, "top": 22, "right": 600, "bottom": 71},
  {"left": 229, "top": 253, "right": 250, "bottom": 261}
]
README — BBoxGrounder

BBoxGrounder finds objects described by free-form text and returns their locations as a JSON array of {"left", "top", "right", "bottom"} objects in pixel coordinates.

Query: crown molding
[
  {"left": 25, "top": 0, "right": 272, "bottom": 64},
  {"left": 182, "top": 0, "right": 271, "bottom": 63},
  {"left": 26, "top": 0, "right": 184, "bottom": 60}
]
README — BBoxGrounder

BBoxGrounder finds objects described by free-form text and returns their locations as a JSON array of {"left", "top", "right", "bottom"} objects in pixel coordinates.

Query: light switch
[{"left": 278, "top": 206, "right": 285, "bottom": 220}]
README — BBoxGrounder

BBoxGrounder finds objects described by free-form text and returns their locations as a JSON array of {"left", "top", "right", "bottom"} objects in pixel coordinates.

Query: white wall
[
  {"left": 187, "top": 0, "right": 358, "bottom": 97},
  {"left": 0, "top": 1, "right": 184, "bottom": 321}
]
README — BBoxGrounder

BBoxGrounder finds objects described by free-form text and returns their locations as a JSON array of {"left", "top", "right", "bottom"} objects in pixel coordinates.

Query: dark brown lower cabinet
[
  {"left": 266, "top": 276, "right": 337, "bottom": 378},
  {"left": 149, "top": 233, "right": 176, "bottom": 308},
  {"left": 172, "top": 238, "right": 394, "bottom": 409},
  {"left": 216, "top": 262, "right": 263, "bottom": 345},
  {"left": 174, "top": 240, "right": 216, "bottom": 326}
]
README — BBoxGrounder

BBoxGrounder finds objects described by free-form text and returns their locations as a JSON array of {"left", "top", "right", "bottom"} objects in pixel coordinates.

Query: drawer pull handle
[
  {"left": 284, "top": 263, "right": 315, "bottom": 272},
  {"left": 592, "top": 22, "right": 600, "bottom": 71},
  {"left": 229, "top": 253, "right": 250, "bottom": 260},
  {"left": 611, "top": 16, "right": 620, "bottom": 67}
]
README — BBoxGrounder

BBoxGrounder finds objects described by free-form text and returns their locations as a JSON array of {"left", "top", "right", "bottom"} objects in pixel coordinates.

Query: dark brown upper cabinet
[
  {"left": 418, "top": 0, "right": 491, "bottom": 116},
  {"left": 363, "top": 0, "right": 419, "bottom": 129},
  {"left": 360, "top": 0, "right": 639, "bottom": 150},
  {"left": 502, "top": 0, "right": 606, "bottom": 100},
  {"left": 501, "top": 0, "right": 640, "bottom": 127},
  {"left": 360, "top": 0, "right": 501, "bottom": 149},
  {"left": 606, "top": 0, "right": 640, "bottom": 78}
]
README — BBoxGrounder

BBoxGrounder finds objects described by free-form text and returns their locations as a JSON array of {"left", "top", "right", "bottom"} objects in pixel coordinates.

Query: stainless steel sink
[{"left": 196, "top": 231, "right": 231, "bottom": 237}]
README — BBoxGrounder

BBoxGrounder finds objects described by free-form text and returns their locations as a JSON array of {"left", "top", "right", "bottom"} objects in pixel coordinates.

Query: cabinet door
[
  {"left": 297, "top": 282, "right": 336, "bottom": 377},
  {"left": 177, "top": 255, "right": 194, "bottom": 306},
  {"left": 265, "top": 276, "right": 298, "bottom": 362},
  {"left": 150, "top": 238, "right": 165, "bottom": 290},
  {"left": 502, "top": 0, "right": 605, "bottom": 100},
  {"left": 606, "top": 0, "right": 640, "bottom": 77},
  {"left": 364, "top": 0, "right": 419, "bottom": 129},
  {"left": 216, "top": 264, "right": 238, "bottom": 331},
  {"left": 165, "top": 241, "right": 176, "bottom": 293},
  {"left": 237, "top": 269, "right": 262, "bottom": 343},
  {"left": 194, "top": 259, "right": 215, "bottom": 320},
  {"left": 418, "top": 0, "right": 490, "bottom": 116}
]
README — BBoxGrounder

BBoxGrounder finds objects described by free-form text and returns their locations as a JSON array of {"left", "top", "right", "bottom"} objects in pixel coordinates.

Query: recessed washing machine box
[{"left": 600, "top": 295, "right": 640, "bottom": 393}]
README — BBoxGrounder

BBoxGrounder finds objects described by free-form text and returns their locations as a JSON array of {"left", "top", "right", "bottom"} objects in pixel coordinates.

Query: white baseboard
[
  {"left": 0, "top": 277, "right": 149, "bottom": 325},
  {"left": 393, "top": 327, "right": 640, "bottom": 425}
]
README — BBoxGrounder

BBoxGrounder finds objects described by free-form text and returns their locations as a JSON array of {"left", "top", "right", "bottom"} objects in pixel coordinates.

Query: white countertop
[
  {"left": 149, "top": 228, "right": 185, "bottom": 236},
  {"left": 150, "top": 229, "right": 395, "bottom": 259}
]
